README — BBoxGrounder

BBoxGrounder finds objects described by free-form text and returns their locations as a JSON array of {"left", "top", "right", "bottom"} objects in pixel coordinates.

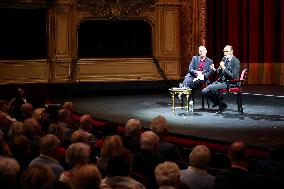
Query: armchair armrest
[{"left": 225, "top": 79, "right": 244, "bottom": 91}]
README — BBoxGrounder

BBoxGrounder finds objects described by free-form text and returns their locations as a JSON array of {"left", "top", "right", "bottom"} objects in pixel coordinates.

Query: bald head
[
  {"left": 199, "top": 46, "right": 207, "bottom": 59},
  {"left": 79, "top": 114, "right": 93, "bottom": 131},
  {"left": 229, "top": 141, "right": 249, "bottom": 163}
]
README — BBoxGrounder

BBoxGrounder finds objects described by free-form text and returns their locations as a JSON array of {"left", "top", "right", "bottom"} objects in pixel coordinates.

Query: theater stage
[{"left": 53, "top": 84, "right": 284, "bottom": 149}]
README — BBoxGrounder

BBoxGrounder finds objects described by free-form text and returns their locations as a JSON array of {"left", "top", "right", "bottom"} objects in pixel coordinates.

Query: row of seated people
[{"left": 1, "top": 89, "right": 283, "bottom": 189}]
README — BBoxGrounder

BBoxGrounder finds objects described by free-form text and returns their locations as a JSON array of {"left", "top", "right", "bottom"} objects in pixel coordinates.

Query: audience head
[
  {"left": 62, "top": 101, "right": 75, "bottom": 112},
  {"left": 0, "top": 113, "right": 10, "bottom": 132},
  {"left": 140, "top": 131, "right": 159, "bottom": 151},
  {"left": 125, "top": 118, "right": 141, "bottom": 137},
  {"left": 70, "top": 130, "right": 89, "bottom": 144},
  {"left": 23, "top": 117, "right": 42, "bottom": 138},
  {"left": 10, "top": 135, "right": 30, "bottom": 157},
  {"left": 17, "top": 87, "right": 26, "bottom": 98},
  {"left": 21, "top": 164, "right": 55, "bottom": 189},
  {"left": 20, "top": 103, "right": 34, "bottom": 120},
  {"left": 106, "top": 148, "right": 133, "bottom": 177},
  {"left": 101, "top": 135, "right": 123, "bottom": 158},
  {"left": 228, "top": 141, "right": 250, "bottom": 165},
  {"left": 0, "top": 156, "right": 20, "bottom": 189},
  {"left": 70, "top": 164, "right": 101, "bottom": 189},
  {"left": 10, "top": 120, "right": 24, "bottom": 136},
  {"left": 0, "top": 99, "right": 10, "bottom": 113},
  {"left": 66, "top": 142, "right": 91, "bottom": 168},
  {"left": 150, "top": 115, "right": 169, "bottom": 139},
  {"left": 32, "top": 108, "right": 48, "bottom": 121},
  {"left": 79, "top": 114, "right": 93, "bottom": 132},
  {"left": 57, "top": 108, "right": 72, "bottom": 123},
  {"left": 47, "top": 123, "right": 65, "bottom": 140},
  {"left": 155, "top": 161, "right": 180, "bottom": 188},
  {"left": 189, "top": 145, "right": 211, "bottom": 169},
  {"left": 40, "top": 134, "right": 60, "bottom": 157}
]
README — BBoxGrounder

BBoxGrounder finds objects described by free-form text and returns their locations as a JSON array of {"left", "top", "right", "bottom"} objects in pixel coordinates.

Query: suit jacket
[
  {"left": 186, "top": 56, "right": 213, "bottom": 80},
  {"left": 217, "top": 56, "right": 240, "bottom": 82}
]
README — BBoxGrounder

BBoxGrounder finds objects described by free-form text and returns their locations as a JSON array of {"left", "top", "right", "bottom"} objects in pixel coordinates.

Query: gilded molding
[{"left": 75, "top": 0, "right": 158, "bottom": 18}]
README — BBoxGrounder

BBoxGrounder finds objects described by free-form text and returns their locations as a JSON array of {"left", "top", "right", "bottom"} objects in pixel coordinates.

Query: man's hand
[
  {"left": 220, "top": 61, "right": 225, "bottom": 69},
  {"left": 210, "top": 64, "right": 216, "bottom": 71}
]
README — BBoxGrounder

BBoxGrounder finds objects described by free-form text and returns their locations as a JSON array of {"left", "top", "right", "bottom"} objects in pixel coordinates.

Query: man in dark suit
[
  {"left": 215, "top": 141, "right": 258, "bottom": 189},
  {"left": 202, "top": 45, "right": 240, "bottom": 111},
  {"left": 183, "top": 45, "right": 213, "bottom": 89}
]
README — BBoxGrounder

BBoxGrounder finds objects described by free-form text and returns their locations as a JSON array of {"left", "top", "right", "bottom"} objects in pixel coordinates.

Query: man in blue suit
[
  {"left": 202, "top": 45, "right": 240, "bottom": 111},
  {"left": 183, "top": 46, "right": 213, "bottom": 89}
]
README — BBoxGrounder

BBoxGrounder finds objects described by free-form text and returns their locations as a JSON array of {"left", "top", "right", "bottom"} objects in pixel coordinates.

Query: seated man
[
  {"left": 183, "top": 45, "right": 213, "bottom": 89},
  {"left": 202, "top": 45, "right": 240, "bottom": 112}
]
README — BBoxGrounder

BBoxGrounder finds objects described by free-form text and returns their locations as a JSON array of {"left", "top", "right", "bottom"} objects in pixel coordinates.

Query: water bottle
[{"left": 189, "top": 100, "right": 194, "bottom": 113}]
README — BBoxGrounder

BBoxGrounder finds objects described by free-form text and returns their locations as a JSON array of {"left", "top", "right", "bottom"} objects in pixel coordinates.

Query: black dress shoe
[
  {"left": 212, "top": 103, "right": 219, "bottom": 108},
  {"left": 216, "top": 103, "right": 227, "bottom": 114},
  {"left": 221, "top": 103, "right": 227, "bottom": 111}
]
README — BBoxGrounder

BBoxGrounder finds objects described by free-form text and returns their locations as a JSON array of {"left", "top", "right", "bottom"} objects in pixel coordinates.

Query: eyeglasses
[{"left": 223, "top": 50, "right": 229, "bottom": 52}]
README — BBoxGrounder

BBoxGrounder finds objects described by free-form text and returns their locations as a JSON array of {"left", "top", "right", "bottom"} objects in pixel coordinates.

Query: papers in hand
[{"left": 193, "top": 71, "right": 204, "bottom": 82}]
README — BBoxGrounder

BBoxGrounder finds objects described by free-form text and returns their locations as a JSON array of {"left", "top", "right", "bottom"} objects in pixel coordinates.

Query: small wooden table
[{"left": 169, "top": 87, "right": 192, "bottom": 112}]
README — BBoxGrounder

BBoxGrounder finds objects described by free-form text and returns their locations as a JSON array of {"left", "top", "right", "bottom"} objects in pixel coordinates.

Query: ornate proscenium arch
[{"left": 76, "top": 0, "right": 158, "bottom": 18}]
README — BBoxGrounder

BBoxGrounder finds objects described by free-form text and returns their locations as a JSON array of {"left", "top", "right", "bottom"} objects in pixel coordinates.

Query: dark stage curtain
[{"left": 206, "top": 0, "right": 284, "bottom": 79}]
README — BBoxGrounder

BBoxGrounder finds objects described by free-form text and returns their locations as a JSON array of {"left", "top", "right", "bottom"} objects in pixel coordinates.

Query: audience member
[
  {"left": 60, "top": 142, "right": 91, "bottom": 187},
  {"left": 10, "top": 135, "right": 31, "bottom": 171},
  {"left": 0, "top": 156, "right": 20, "bottom": 189},
  {"left": 29, "top": 134, "right": 65, "bottom": 180},
  {"left": 22, "top": 117, "right": 42, "bottom": 159},
  {"left": 57, "top": 108, "right": 76, "bottom": 138},
  {"left": 0, "top": 99, "right": 16, "bottom": 123},
  {"left": 21, "top": 164, "right": 55, "bottom": 189},
  {"left": 101, "top": 148, "right": 146, "bottom": 189},
  {"left": 150, "top": 115, "right": 184, "bottom": 162},
  {"left": 97, "top": 134, "right": 124, "bottom": 176},
  {"left": 215, "top": 141, "right": 257, "bottom": 189},
  {"left": 70, "top": 164, "right": 101, "bottom": 189},
  {"left": 180, "top": 145, "right": 215, "bottom": 189},
  {"left": 10, "top": 88, "right": 29, "bottom": 120},
  {"left": 70, "top": 130, "right": 89, "bottom": 144},
  {"left": 10, "top": 121, "right": 24, "bottom": 137},
  {"left": 122, "top": 118, "right": 142, "bottom": 153},
  {"left": 132, "top": 131, "right": 165, "bottom": 189},
  {"left": 0, "top": 130, "right": 12, "bottom": 156},
  {"left": 0, "top": 113, "right": 13, "bottom": 142},
  {"left": 32, "top": 108, "right": 51, "bottom": 134},
  {"left": 48, "top": 123, "right": 67, "bottom": 146},
  {"left": 253, "top": 137, "right": 284, "bottom": 178},
  {"left": 79, "top": 114, "right": 97, "bottom": 147},
  {"left": 155, "top": 161, "right": 181, "bottom": 189},
  {"left": 62, "top": 101, "right": 75, "bottom": 112},
  {"left": 19, "top": 103, "right": 34, "bottom": 121}
]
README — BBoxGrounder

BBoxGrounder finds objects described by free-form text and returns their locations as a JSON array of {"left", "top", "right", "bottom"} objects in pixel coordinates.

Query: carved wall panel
[
  {"left": 0, "top": 60, "right": 48, "bottom": 83},
  {"left": 55, "top": 9, "right": 68, "bottom": 56}
]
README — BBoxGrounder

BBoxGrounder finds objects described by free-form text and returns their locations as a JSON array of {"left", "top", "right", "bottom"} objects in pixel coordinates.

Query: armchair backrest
[{"left": 240, "top": 68, "right": 248, "bottom": 81}]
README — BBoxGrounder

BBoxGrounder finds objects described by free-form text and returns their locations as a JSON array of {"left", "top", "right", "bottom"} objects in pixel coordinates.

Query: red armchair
[{"left": 218, "top": 68, "right": 248, "bottom": 114}]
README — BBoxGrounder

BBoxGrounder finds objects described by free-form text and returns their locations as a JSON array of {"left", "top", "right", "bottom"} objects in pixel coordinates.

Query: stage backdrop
[{"left": 207, "top": 0, "right": 284, "bottom": 85}]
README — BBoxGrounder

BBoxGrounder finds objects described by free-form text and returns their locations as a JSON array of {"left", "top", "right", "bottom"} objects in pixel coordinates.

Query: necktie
[{"left": 225, "top": 59, "right": 230, "bottom": 67}]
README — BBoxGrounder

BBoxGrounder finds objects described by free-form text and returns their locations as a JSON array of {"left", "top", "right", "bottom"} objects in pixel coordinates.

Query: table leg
[
  {"left": 186, "top": 94, "right": 189, "bottom": 112},
  {"left": 171, "top": 93, "right": 175, "bottom": 112}
]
